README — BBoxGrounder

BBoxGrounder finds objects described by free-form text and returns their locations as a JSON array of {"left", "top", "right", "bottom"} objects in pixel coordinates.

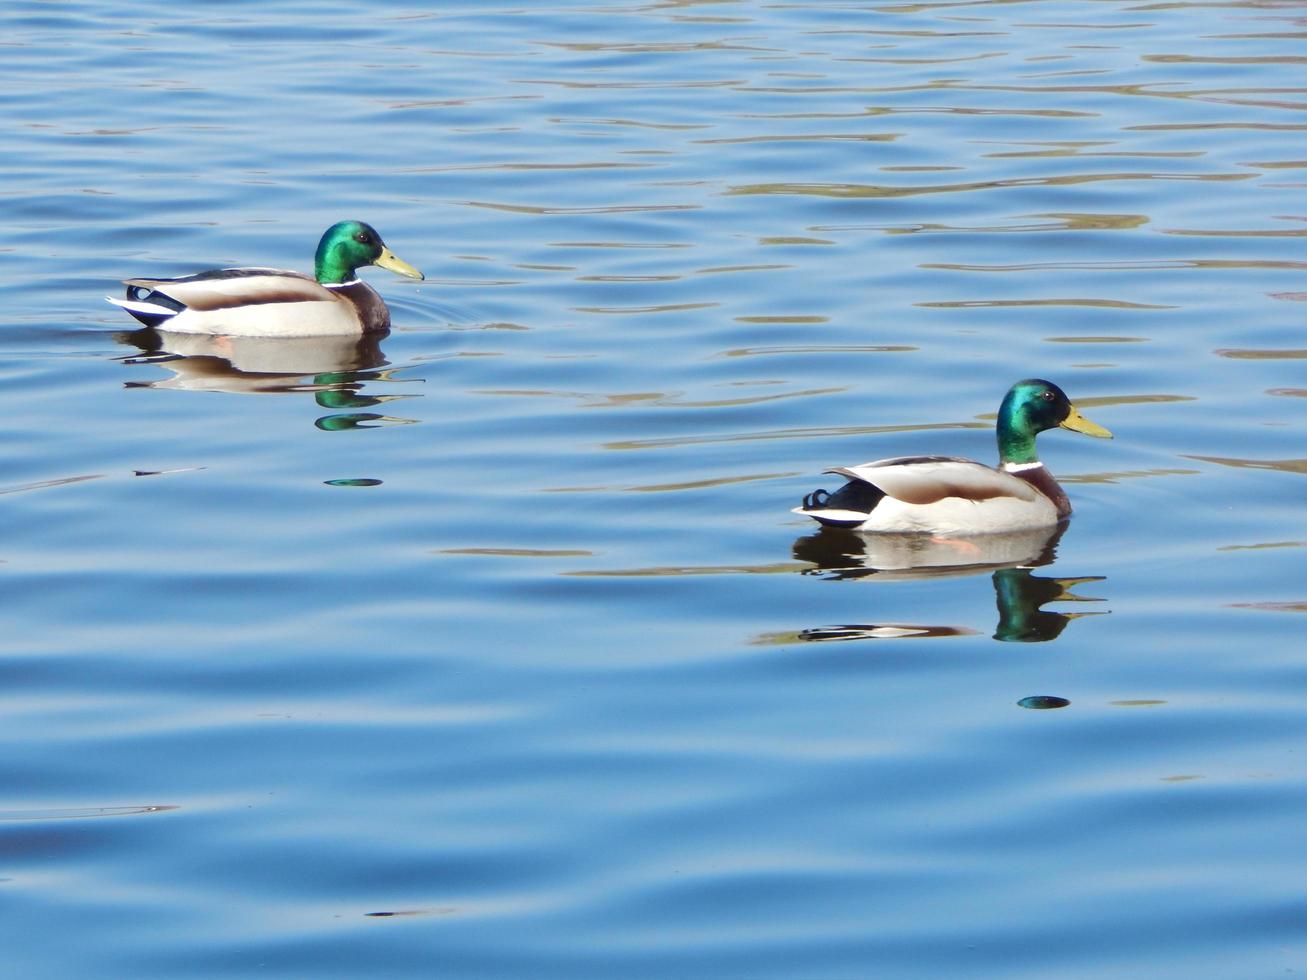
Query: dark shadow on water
[
  {"left": 114, "top": 327, "right": 422, "bottom": 427},
  {"left": 783, "top": 525, "right": 1107, "bottom": 643}
]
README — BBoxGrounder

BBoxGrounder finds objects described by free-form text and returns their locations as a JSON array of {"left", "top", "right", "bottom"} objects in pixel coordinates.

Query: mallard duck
[
  {"left": 794, "top": 379, "right": 1112, "bottom": 534},
  {"left": 106, "top": 220, "right": 423, "bottom": 337}
]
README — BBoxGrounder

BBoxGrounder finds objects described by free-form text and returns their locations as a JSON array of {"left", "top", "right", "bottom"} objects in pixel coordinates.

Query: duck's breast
[{"left": 327, "top": 280, "right": 389, "bottom": 332}]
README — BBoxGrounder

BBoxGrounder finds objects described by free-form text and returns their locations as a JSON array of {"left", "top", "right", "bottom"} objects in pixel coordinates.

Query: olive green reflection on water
[
  {"left": 827, "top": 212, "right": 1150, "bottom": 235},
  {"left": 1186, "top": 454, "right": 1307, "bottom": 475},
  {"left": 1113, "top": 700, "right": 1167, "bottom": 708},
  {"left": 735, "top": 315, "right": 829, "bottom": 324},
  {"left": 571, "top": 301, "right": 719, "bottom": 315},
  {"left": 604, "top": 420, "right": 986, "bottom": 452},
  {"left": 440, "top": 548, "right": 596, "bottom": 559},
  {"left": 925, "top": 258, "right": 1307, "bottom": 272},
  {"left": 542, "top": 469, "right": 793, "bottom": 494},
  {"left": 1217, "top": 541, "right": 1307, "bottom": 552},
  {"left": 1163, "top": 227, "right": 1307, "bottom": 238},
  {"left": 695, "top": 133, "right": 900, "bottom": 145},
  {"left": 727, "top": 171, "right": 1251, "bottom": 199},
  {"left": 1061, "top": 392, "right": 1196, "bottom": 409},
  {"left": 1061, "top": 467, "right": 1200, "bottom": 485},
  {"left": 718, "top": 345, "right": 915, "bottom": 358},
  {"left": 467, "top": 200, "right": 700, "bottom": 217},
  {"left": 917, "top": 300, "right": 1169, "bottom": 310},
  {"left": 564, "top": 562, "right": 807, "bottom": 578},
  {"left": 0, "top": 473, "right": 103, "bottom": 495},
  {"left": 1041, "top": 333, "right": 1156, "bottom": 340},
  {"left": 1215, "top": 348, "right": 1307, "bottom": 360},
  {"left": 469, "top": 386, "right": 844, "bottom": 410}
]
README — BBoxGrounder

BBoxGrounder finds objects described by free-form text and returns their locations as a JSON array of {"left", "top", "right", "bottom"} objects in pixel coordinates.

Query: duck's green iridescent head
[
  {"left": 313, "top": 220, "right": 424, "bottom": 285},
  {"left": 996, "top": 378, "right": 1112, "bottom": 464}
]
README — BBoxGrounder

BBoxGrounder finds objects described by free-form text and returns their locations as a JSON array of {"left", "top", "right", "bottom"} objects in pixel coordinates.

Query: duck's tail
[
  {"left": 793, "top": 481, "right": 885, "bottom": 528},
  {"left": 106, "top": 288, "right": 182, "bottom": 328}
]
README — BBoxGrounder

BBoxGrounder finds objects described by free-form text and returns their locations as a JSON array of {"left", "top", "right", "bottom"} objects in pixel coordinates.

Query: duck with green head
[
  {"left": 794, "top": 379, "right": 1113, "bottom": 534},
  {"left": 107, "top": 220, "right": 423, "bottom": 337}
]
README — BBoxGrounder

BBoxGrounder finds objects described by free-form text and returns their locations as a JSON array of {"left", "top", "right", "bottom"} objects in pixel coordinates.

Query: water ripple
[{"left": 8, "top": 0, "right": 1307, "bottom": 976}]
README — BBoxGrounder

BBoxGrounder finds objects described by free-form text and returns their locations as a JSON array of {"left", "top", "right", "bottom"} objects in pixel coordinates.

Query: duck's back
[{"left": 112, "top": 268, "right": 383, "bottom": 336}]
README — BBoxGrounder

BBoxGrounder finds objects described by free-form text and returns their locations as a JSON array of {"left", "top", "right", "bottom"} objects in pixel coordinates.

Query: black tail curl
[
  {"left": 799, "top": 478, "right": 886, "bottom": 519},
  {"left": 127, "top": 285, "right": 184, "bottom": 313},
  {"left": 801, "top": 488, "right": 831, "bottom": 511}
]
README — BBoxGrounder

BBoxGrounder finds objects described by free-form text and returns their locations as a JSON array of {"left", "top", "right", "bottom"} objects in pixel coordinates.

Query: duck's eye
[
  {"left": 354, "top": 233, "right": 369, "bottom": 244},
  {"left": 1041, "top": 390, "right": 1054, "bottom": 401}
]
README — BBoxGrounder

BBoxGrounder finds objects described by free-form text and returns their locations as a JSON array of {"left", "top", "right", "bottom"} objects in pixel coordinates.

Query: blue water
[{"left": 3, "top": 1, "right": 1306, "bottom": 975}]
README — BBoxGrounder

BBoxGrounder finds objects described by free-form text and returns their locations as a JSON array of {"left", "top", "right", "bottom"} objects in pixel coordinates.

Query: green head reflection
[{"left": 992, "top": 567, "right": 1107, "bottom": 643}]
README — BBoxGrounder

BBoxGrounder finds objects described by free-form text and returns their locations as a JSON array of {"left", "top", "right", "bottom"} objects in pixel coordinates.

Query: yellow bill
[
  {"left": 374, "top": 246, "right": 424, "bottom": 280},
  {"left": 1060, "top": 404, "right": 1112, "bottom": 439}
]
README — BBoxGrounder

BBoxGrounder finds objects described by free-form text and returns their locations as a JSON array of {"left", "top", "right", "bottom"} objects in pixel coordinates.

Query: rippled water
[{"left": 4, "top": 1, "right": 1307, "bottom": 975}]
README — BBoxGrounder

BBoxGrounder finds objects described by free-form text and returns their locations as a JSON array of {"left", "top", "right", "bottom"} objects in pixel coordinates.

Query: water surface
[{"left": 2, "top": 1, "right": 1307, "bottom": 976}]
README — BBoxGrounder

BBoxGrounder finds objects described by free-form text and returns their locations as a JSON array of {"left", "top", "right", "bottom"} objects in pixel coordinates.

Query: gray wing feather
[
  {"left": 830, "top": 457, "right": 1040, "bottom": 505},
  {"left": 123, "top": 269, "right": 336, "bottom": 312}
]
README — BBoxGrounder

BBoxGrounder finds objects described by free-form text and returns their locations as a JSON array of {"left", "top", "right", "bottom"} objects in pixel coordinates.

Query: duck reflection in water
[
  {"left": 791, "top": 524, "right": 1106, "bottom": 643},
  {"left": 115, "top": 326, "right": 420, "bottom": 430}
]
